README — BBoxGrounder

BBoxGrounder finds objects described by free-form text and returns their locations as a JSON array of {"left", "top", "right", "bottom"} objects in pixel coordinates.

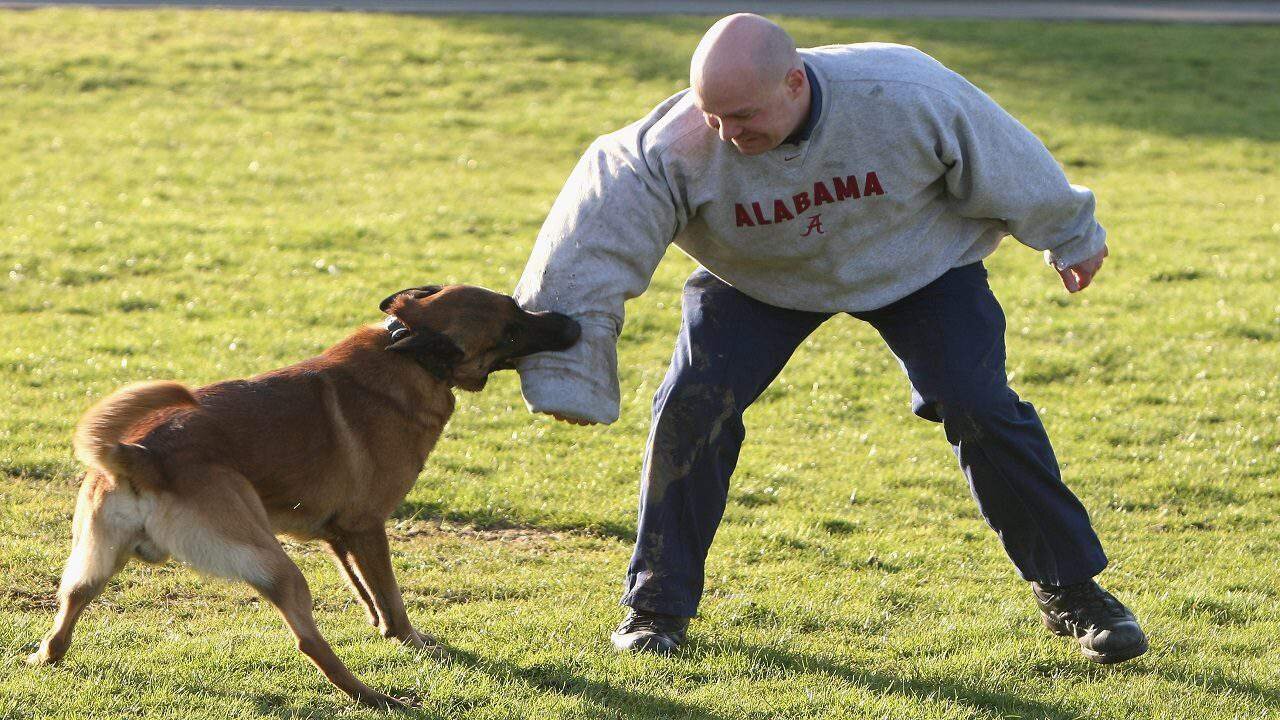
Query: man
[{"left": 513, "top": 14, "right": 1147, "bottom": 664}]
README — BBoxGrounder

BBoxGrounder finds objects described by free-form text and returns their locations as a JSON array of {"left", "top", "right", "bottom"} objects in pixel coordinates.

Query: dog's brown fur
[{"left": 27, "top": 285, "right": 579, "bottom": 710}]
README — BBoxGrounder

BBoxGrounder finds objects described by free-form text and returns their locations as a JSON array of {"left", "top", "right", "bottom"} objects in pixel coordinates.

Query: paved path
[{"left": 5, "top": 0, "right": 1280, "bottom": 23}]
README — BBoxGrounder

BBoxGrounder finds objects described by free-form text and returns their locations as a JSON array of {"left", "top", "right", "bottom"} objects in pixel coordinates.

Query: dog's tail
[{"left": 73, "top": 381, "right": 198, "bottom": 491}]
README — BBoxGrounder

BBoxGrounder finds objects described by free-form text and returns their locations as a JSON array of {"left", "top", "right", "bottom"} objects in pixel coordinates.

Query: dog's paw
[
  {"left": 388, "top": 691, "right": 423, "bottom": 711},
  {"left": 25, "top": 650, "right": 50, "bottom": 666},
  {"left": 358, "top": 690, "right": 411, "bottom": 712},
  {"left": 402, "top": 631, "right": 450, "bottom": 659},
  {"left": 421, "top": 643, "right": 451, "bottom": 661}
]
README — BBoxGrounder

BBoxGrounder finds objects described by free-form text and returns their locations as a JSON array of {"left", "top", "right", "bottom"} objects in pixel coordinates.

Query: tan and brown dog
[{"left": 26, "top": 285, "right": 580, "bottom": 709}]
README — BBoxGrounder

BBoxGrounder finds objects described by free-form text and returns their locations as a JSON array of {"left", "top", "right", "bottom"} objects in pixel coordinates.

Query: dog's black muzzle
[
  {"left": 530, "top": 310, "right": 581, "bottom": 351},
  {"left": 493, "top": 311, "right": 580, "bottom": 371}
]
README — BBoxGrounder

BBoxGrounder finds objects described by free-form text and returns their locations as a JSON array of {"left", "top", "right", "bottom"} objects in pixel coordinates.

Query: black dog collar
[
  {"left": 383, "top": 315, "right": 413, "bottom": 343},
  {"left": 382, "top": 315, "right": 458, "bottom": 382}
]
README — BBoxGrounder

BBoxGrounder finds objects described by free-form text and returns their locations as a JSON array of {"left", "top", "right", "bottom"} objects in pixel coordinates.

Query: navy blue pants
[{"left": 621, "top": 263, "right": 1108, "bottom": 617}]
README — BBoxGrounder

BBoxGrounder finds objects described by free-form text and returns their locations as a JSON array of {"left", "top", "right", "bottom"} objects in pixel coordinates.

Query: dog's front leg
[{"left": 338, "top": 527, "right": 448, "bottom": 658}]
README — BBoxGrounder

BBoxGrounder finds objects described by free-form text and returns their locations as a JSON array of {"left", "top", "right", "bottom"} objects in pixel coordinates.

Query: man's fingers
[
  {"left": 1058, "top": 267, "right": 1081, "bottom": 293},
  {"left": 1058, "top": 261, "right": 1103, "bottom": 293},
  {"left": 1055, "top": 244, "right": 1108, "bottom": 294}
]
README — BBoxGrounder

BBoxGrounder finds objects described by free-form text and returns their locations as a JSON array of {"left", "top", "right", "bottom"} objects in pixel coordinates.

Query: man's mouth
[{"left": 732, "top": 136, "right": 768, "bottom": 154}]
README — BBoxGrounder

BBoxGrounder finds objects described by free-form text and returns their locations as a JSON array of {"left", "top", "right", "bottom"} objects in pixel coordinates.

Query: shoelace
[
  {"left": 1047, "top": 583, "right": 1128, "bottom": 624},
  {"left": 619, "top": 612, "right": 680, "bottom": 634}
]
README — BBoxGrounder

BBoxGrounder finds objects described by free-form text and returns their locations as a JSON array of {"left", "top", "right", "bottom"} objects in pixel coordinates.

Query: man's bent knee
[{"left": 934, "top": 391, "right": 1015, "bottom": 443}]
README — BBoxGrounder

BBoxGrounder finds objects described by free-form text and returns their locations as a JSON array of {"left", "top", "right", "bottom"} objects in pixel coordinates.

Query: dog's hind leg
[
  {"left": 152, "top": 466, "right": 404, "bottom": 710},
  {"left": 326, "top": 538, "right": 382, "bottom": 630},
  {"left": 28, "top": 476, "right": 138, "bottom": 666},
  {"left": 338, "top": 527, "right": 445, "bottom": 656}
]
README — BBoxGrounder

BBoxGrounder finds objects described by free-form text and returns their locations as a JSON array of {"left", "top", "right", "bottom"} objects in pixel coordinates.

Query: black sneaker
[
  {"left": 1032, "top": 580, "right": 1148, "bottom": 664},
  {"left": 610, "top": 608, "right": 689, "bottom": 655}
]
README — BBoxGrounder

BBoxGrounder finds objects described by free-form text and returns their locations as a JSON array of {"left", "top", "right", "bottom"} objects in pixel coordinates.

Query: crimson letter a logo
[{"left": 801, "top": 214, "right": 825, "bottom": 237}]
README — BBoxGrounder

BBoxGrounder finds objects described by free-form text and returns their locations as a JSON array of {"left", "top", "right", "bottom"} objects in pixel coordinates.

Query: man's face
[{"left": 694, "top": 70, "right": 803, "bottom": 156}]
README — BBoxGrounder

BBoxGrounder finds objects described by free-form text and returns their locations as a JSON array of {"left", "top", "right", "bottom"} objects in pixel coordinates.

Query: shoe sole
[
  {"left": 1042, "top": 614, "right": 1149, "bottom": 665},
  {"left": 610, "top": 633, "right": 680, "bottom": 655},
  {"left": 1081, "top": 635, "right": 1148, "bottom": 664}
]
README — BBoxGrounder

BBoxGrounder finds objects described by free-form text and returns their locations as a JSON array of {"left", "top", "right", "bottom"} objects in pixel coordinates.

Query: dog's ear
[
  {"left": 385, "top": 326, "right": 464, "bottom": 381},
  {"left": 379, "top": 285, "right": 444, "bottom": 314}
]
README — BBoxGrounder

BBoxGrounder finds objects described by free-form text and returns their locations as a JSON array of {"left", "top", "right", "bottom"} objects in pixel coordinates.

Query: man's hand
[
  {"left": 549, "top": 412, "right": 599, "bottom": 426},
  {"left": 1057, "top": 245, "right": 1108, "bottom": 293}
]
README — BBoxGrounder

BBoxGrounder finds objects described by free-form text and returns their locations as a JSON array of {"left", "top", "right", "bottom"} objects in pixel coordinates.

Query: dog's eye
[{"left": 502, "top": 324, "right": 522, "bottom": 344}]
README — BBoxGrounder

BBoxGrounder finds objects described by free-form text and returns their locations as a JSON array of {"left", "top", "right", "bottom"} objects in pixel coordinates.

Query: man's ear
[
  {"left": 385, "top": 326, "right": 465, "bottom": 381},
  {"left": 379, "top": 285, "right": 444, "bottom": 314},
  {"left": 785, "top": 66, "right": 806, "bottom": 95}
]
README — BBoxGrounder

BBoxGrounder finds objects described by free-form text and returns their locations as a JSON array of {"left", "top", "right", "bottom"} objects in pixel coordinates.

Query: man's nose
[{"left": 718, "top": 120, "right": 740, "bottom": 142}]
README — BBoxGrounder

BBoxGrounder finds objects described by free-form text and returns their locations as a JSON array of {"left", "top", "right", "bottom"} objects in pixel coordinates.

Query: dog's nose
[
  {"left": 550, "top": 312, "right": 581, "bottom": 348},
  {"left": 558, "top": 313, "right": 583, "bottom": 348},
  {"left": 531, "top": 311, "right": 581, "bottom": 350}
]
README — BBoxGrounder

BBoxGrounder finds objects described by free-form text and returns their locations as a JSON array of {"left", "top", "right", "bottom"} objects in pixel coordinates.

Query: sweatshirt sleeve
[
  {"left": 934, "top": 79, "right": 1107, "bottom": 271},
  {"left": 512, "top": 131, "right": 681, "bottom": 425}
]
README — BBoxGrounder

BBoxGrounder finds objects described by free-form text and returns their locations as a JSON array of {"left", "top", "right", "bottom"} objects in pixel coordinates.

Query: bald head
[
  {"left": 690, "top": 14, "right": 800, "bottom": 105},
  {"left": 689, "top": 14, "right": 810, "bottom": 156}
]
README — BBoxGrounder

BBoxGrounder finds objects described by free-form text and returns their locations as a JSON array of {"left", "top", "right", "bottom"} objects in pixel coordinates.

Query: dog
[{"left": 26, "top": 285, "right": 580, "bottom": 709}]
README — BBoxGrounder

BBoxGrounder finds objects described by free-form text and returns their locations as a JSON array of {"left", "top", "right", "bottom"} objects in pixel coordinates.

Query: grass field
[{"left": 1, "top": 8, "right": 1278, "bottom": 719}]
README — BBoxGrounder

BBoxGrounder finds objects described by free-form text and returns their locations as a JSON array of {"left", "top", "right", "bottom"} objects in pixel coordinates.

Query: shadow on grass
[
  {"left": 707, "top": 638, "right": 1280, "bottom": 716},
  {"left": 1, "top": 462, "right": 78, "bottom": 485},
  {"left": 392, "top": 499, "right": 634, "bottom": 542},
  {"left": 701, "top": 638, "right": 1085, "bottom": 719},
  {"left": 247, "top": 661, "right": 728, "bottom": 720},
  {"left": 444, "top": 646, "right": 732, "bottom": 720},
  {"left": 1037, "top": 655, "right": 1280, "bottom": 709},
  {"left": 444, "top": 15, "right": 1279, "bottom": 143},
  {"left": 441, "top": 635, "right": 1280, "bottom": 718},
  {"left": 24, "top": 629, "right": 1277, "bottom": 718},
  {"left": 443, "top": 641, "right": 1077, "bottom": 718}
]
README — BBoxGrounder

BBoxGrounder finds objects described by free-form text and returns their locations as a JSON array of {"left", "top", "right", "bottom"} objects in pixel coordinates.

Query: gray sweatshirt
[{"left": 513, "top": 43, "right": 1106, "bottom": 424}]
